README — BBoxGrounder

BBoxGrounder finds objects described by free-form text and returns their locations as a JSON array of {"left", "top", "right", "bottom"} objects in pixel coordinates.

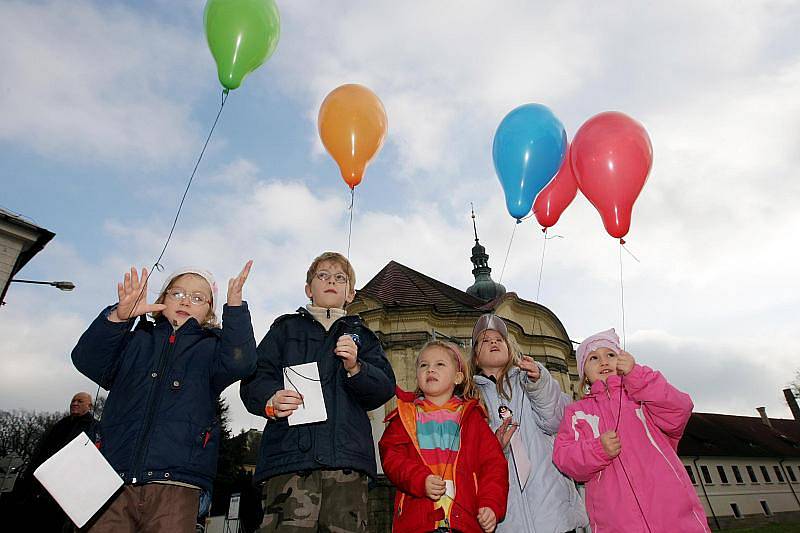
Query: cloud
[{"left": 0, "top": 0, "right": 208, "bottom": 166}]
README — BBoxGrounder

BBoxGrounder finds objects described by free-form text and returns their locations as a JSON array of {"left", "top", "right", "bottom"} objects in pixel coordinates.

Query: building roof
[
  {"left": 357, "top": 260, "right": 488, "bottom": 315},
  {"left": 678, "top": 412, "right": 800, "bottom": 458},
  {"left": 0, "top": 208, "right": 55, "bottom": 305}
]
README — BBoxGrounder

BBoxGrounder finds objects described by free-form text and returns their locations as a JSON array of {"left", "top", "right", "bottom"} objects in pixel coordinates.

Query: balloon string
[
  {"left": 535, "top": 229, "right": 548, "bottom": 302},
  {"left": 346, "top": 188, "right": 355, "bottom": 259},
  {"left": 498, "top": 220, "right": 518, "bottom": 285},
  {"left": 621, "top": 241, "right": 641, "bottom": 263},
  {"left": 619, "top": 242, "right": 626, "bottom": 350},
  {"left": 151, "top": 88, "right": 230, "bottom": 273}
]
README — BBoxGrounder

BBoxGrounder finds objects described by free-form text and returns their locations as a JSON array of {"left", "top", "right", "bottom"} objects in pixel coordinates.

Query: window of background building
[
  {"left": 731, "top": 465, "right": 744, "bottom": 484},
  {"left": 717, "top": 465, "right": 729, "bottom": 484},
  {"left": 730, "top": 503, "right": 742, "bottom": 519},
  {"left": 760, "top": 465, "right": 772, "bottom": 483},
  {"left": 747, "top": 465, "right": 758, "bottom": 483},
  {"left": 760, "top": 500, "right": 772, "bottom": 516},
  {"left": 701, "top": 465, "right": 713, "bottom": 484},
  {"left": 787, "top": 466, "right": 798, "bottom": 483},
  {"left": 685, "top": 465, "right": 697, "bottom": 485},
  {"left": 773, "top": 466, "right": 785, "bottom": 483}
]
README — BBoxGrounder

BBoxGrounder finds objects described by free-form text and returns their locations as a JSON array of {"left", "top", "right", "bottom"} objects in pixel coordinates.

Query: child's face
[
  {"left": 583, "top": 347, "right": 619, "bottom": 384},
  {"left": 304, "top": 259, "right": 355, "bottom": 309},
  {"left": 475, "top": 330, "right": 510, "bottom": 371},
  {"left": 162, "top": 274, "right": 212, "bottom": 328},
  {"left": 416, "top": 346, "right": 462, "bottom": 402}
]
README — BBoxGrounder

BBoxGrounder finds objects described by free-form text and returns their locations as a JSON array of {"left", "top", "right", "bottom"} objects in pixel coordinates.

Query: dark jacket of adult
[
  {"left": 28, "top": 411, "right": 97, "bottom": 473},
  {"left": 72, "top": 303, "right": 257, "bottom": 491},
  {"left": 239, "top": 308, "right": 396, "bottom": 484}
]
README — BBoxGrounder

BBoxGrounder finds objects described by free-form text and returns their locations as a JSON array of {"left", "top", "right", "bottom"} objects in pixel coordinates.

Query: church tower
[{"left": 466, "top": 205, "right": 506, "bottom": 301}]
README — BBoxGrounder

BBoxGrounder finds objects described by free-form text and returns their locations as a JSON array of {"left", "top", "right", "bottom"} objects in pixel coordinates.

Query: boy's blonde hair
[
  {"left": 306, "top": 252, "right": 356, "bottom": 288},
  {"left": 470, "top": 330, "right": 521, "bottom": 401},
  {"left": 151, "top": 273, "right": 218, "bottom": 328},
  {"left": 415, "top": 340, "right": 479, "bottom": 401}
]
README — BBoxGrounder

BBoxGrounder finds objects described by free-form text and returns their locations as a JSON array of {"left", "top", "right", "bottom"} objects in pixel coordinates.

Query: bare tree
[{"left": 0, "top": 410, "right": 64, "bottom": 464}]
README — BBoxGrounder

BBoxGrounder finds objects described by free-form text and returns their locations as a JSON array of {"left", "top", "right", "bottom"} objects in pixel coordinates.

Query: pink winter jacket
[{"left": 553, "top": 365, "right": 710, "bottom": 533}]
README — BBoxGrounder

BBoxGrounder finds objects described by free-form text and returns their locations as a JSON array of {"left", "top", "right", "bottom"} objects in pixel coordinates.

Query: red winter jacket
[{"left": 379, "top": 389, "right": 509, "bottom": 533}]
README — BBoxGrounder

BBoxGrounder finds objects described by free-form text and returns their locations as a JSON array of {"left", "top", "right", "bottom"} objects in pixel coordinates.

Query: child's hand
[
  {"left": 335, "top": 335, "right": 360, "bottom": 374},
  {"left": 477, "top": 507, "right": 497, "bottom": 532},
  {"left": 600, "top": 430, "right": 621, "bottom": 458},
  {"left": 616, "top": 350, "right": 635, "bottom": 376},
  {"left": 494, "top": 416, "right": 518, "bottom": 450},
  {"left": 518, "top": 355, "right": 540, "bottom": 382},
  {"left": 110, "top": 267, "right": 166, "bottom": 322},
  {"left": 227, "top": 260, "right": 253, "bottom": 307},
  {"left": 270, "top": 390, "right": 304, "bottom": 418},
  {"left": 424, "top": 474, "right": 446, "bottom": 500}
]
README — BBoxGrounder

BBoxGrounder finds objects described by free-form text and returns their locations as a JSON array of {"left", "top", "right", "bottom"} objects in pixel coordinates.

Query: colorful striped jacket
[{"left": 379, "top": 388, "right": 509, "bottom": 533}]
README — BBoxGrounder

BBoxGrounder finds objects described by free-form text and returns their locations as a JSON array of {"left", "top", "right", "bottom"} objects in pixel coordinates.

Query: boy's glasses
[
  {"left": 315, "top": 271, "right": 349, "bottom": 285},
  {"left": 165, "top": 289, "right": 210, "bottom": 306}
]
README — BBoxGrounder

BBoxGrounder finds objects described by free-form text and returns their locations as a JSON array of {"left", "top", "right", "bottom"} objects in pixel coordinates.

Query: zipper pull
[
  {"left": 169, "top": 334, "right": 176, "bottom": 344},
  {"left": 326, "top": 308, "right": 331, "bottom": 319},
  {"left": 203, "top": 431, "right": 211, "bottom": 448}
]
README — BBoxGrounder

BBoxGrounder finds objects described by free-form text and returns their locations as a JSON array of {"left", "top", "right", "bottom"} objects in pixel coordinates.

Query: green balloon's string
[{"left": 151, "top": 88, "right": 230, "bottom": 272}]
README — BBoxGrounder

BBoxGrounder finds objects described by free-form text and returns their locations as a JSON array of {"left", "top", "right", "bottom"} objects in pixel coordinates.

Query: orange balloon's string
[{"left": 346, "top": 188, "right": 355, "bottom": 259}]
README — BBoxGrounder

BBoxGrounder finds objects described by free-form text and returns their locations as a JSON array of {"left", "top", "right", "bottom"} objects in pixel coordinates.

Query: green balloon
[{"left": 204, "top": 0, "right": 281, "bottom": 90}]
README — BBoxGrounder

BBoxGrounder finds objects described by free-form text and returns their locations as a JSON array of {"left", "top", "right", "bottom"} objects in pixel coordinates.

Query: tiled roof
[
  {"left": 356, "top": 261, "right": 488, "bottom": 314},
  {"left": 678, "top": 413, "right": 800, "bottom": 458}
]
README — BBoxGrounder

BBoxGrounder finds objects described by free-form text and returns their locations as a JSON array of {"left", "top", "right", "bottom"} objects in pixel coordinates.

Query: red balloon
[
  {"left": 533, "top": 145, "right": 578, "bottom": 229},
  {"left": 571, "top": 112, "right": 653, "bottom": 239}
]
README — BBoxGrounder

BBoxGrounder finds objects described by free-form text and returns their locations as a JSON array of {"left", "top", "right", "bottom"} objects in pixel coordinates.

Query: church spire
[{"left": 466, "top": 204, "right": 506, "bottom": 301}]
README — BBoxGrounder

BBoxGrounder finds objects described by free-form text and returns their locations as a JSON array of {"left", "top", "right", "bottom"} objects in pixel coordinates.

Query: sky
[{"left": 2, "top": 0, "right": 799, "bottom": 434}]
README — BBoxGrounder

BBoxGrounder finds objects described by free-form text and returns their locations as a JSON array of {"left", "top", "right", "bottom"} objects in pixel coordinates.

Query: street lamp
[{"left": 9, "top": 279, "right": 76, "bottom": 291}]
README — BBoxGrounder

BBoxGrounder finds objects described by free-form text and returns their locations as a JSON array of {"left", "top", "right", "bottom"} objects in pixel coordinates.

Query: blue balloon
[{"left": 492, "top": 104, "right": 567, "bottom": 220}]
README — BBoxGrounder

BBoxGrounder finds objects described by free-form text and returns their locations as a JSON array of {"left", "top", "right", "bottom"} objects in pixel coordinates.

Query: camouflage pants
[{"left": 258, "top": 469, "right": 368, "bottom": 533}]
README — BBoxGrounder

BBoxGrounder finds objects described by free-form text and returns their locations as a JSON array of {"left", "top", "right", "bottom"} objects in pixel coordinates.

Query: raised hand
[
  {"left": 600, "top": 430, "right": 621, "bottom": 458},
  {"left": 110, "top": 267, "right": 165, "bottom": 322},
  {"left": 477, "top": 507, "right": 497, "bottom": 532},
  {"left": 227, "top": 260, "right": 253, "bottom": 307},
  {"left": 616, "top": 350, "right": 636, "bottom": 376},
  {"left": 494, "top": 416, "right": 518, "bottom": 450},
  {"left": 425, "top": 474, "right": 446, "bottom": 500},
  {"left": 518, "top": 355, "right": 540, "bottom": 381}
]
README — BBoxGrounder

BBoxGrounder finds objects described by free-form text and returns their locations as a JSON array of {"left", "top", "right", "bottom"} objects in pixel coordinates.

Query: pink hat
[{"left": 576, "top": 329, "right": 620, "bottom": 381}]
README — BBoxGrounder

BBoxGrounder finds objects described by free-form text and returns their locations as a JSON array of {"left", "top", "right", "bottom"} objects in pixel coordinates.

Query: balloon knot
[
  {"left": 515, "top": 218, "right": 522, "bottom": 225},
  {"left": 541, "top": 227, "right": 547, "bottom": 233},
  {"left": 619, "top": 238, "right": 626, "bottom": 245}
]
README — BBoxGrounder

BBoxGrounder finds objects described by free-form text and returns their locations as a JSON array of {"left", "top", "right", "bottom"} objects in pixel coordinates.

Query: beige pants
[{"left": 84, "top": 484, "right": 200, "bottom": 533}]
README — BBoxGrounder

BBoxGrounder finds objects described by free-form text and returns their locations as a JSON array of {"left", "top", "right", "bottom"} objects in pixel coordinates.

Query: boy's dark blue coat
[
  {"left": 72, "top": 303, "right": 257, "bottom": 491},
  {"left": 239, "top": 308, "right": 396, "bottom": 484}
]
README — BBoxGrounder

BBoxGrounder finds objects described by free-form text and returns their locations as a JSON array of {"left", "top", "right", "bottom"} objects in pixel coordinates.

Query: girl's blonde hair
[
  {"left": 151, "top": 273, "right": 218, "bottom": 328},
  {"left": 470, "top": 330, "right": 520, "bottom": 401},
  {"left": 415, "top": 340, "right": 479, "bottom": 401}
]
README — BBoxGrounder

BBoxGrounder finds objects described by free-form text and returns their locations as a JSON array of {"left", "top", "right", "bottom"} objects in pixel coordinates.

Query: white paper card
[
  {"left": 34, "top": 432, "right": 123, "bottom": 527},
  {"left": 283, "top": 362, "right": 327, "bottom": 426}
]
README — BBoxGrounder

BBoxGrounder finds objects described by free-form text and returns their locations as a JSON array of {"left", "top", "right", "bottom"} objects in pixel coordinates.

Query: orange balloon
[{"left": 318, "top": 84, "right": 388, "bottom": 189}]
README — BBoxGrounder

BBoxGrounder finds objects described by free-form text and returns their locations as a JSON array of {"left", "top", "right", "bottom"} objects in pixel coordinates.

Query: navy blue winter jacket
[
  {"left": 71, "top": 303, "right": 257, "bottom": 491},
  {"left": 239, "top": 308, "right": 396, "bottom": 483}
]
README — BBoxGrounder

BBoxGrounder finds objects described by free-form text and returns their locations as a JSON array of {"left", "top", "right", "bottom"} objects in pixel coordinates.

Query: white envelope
[
  {"left": 283, "top": 361, "right": 328, "bottom": 426},
  {"left": 34, "top": 432, "right": 123, "bottom": 527}
]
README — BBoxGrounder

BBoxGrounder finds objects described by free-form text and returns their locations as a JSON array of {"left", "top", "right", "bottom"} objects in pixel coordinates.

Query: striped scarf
[{"left": 414, "top": 396, "right": 464, "bottom": 528}]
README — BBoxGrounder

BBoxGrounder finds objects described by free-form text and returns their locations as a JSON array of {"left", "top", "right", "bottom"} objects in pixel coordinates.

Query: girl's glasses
[
  {"left": 315, "top": 271, "right": 349, "bottom": 284},
  {"left": 166, "top": 289, "right": 210, "bottom": 306}
]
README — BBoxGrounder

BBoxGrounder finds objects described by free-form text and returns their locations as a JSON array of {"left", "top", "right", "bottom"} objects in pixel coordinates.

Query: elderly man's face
[{"left": 70, "top": 393, "right": 92, "bottom": 416}]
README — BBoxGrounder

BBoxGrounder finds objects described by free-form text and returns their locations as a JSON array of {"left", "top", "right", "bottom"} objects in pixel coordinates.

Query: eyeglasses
[
  {"left": 165, "top": 289, "right": 210, "bottom": 306},
  {"left": 315, "top": 271, "right": 349, "bottom": 285}
]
